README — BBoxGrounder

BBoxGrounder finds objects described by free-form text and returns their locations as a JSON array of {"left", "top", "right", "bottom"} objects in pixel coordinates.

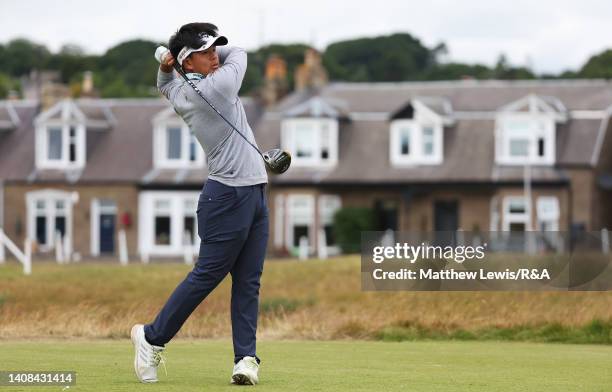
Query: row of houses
[{"left": 1, "top": 54, "right": 611, "bottom": 260}]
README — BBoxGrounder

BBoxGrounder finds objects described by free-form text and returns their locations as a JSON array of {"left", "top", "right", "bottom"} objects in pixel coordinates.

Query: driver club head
[{"left": 263, "top": 149, "right": 291, "bottom": 174}]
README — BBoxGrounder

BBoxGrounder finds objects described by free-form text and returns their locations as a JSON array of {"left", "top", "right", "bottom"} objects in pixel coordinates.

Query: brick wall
[{"left": 3, "top": 183, "right": 139, "bottom": 258}]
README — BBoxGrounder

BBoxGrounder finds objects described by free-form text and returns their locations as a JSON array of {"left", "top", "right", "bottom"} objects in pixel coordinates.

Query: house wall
[
  {"left": 565, "top": 169, "right": 597, "bottom": 230},
  {"left": 268, "top": 183, "right": 572, "bottom": 256},
  {"left": 3, "top": 183, "right": 139, "bottom": 258},
  {"left": 401, "top": 189, "right": 493, "bottom": 232},
  {"left": 594, "top": 117, "right": 612, "bottom": 230}
]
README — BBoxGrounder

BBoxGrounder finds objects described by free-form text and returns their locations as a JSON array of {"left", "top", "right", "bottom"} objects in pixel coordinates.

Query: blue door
[{"left": 100, "top": 214, "right": 115, "bottom": 253}]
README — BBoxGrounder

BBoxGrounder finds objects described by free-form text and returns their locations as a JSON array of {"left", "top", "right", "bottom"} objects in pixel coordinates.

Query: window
[
  {"left": 318, "top": 195, "right": 341, "bottom": 253},
  {"left": 154, "top": 200, "right": 171, "bottom": 246},
  {"left": 167, "top": 127, "right": 182, "bottom": 160},
  {"left": 285, "top": 194, "right": 315, "bottom": 254},
  {"left": 422, "top": 126, "right": 435, "bottom": 156},
  {"left": 282, "top": 118, "right": 338, "bottom": 167},
  {"left": 68, "top": 126, "right": 77, "bottom": 163},
  {"left": 536, "top": 196, "right": 559, "bottom": 231},
  {"left": 138, "top": 192, "right": 200, "bottom": 256},
  {"left": 26, "top": 190, "right": 75, "bottom": 253},
  {"left": 37, "top": 123, "right": 86, "bottom": 169},
  {"left": 47, "top": 127, "right": 62, "bottom": 160},
  {"left": 154, "top": 123, "right": 205, "bottom": 169},
  {"left": 496, "top": 115, "right": 555, "bottom": 165},
  {"left": 502, "top": 196, "right": 531, "bottom": 231},
  {"left": 390, "top": 120, "right": 443, "bottom": 165}
]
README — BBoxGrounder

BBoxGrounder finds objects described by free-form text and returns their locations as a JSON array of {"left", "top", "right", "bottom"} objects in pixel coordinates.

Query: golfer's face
[{"left": 187, "top": 46, "right": 220, "bottom": 75}]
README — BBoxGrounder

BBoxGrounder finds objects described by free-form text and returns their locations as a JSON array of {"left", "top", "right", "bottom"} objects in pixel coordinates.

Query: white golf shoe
[
  {"left": 130, "top": 324, "right": 166, "bottom": 383},
  {"left": 231, "top": 356, "right": 259, "bottom": 385}
]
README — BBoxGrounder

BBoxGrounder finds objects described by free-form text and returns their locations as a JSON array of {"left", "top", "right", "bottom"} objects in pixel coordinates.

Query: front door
[
  {"left": 434, "top": 200, "right": 459, "bottom": 231},
  {"left": 434, "top": 200, "right": 459, "bottom": 246},
  {"left": 94, "top": 199, "right": 117, "bottom": 255},
  {"left": 99, "top": 214, "right": 115, "bottom": 253},
  {"left": 374, "top": 200, "right": 398, "bottom": 231}
]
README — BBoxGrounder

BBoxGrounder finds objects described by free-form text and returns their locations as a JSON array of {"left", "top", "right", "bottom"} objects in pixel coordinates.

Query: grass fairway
[{"left": 0, "top": 339, "right": 610, "bottom": 391}]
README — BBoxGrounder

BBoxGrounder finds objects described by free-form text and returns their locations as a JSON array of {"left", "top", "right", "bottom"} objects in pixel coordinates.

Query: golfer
[{"left": 131, "top": 22, "right": 268, "bottom": 385}]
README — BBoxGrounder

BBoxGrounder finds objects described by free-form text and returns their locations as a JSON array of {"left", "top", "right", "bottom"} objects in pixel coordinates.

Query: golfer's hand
[{"left": 160, "top": 52, "right": 175, "bottom": 73}]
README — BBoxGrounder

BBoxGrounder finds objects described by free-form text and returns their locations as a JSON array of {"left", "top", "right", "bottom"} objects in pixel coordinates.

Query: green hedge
[{"left": 333, "top": 207, "right": 374, "bottom": 253}]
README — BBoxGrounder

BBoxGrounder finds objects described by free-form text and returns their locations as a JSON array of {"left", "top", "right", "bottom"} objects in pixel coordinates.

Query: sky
[{"left": 0, "top": 0, "right": 610, "bottom": 74}]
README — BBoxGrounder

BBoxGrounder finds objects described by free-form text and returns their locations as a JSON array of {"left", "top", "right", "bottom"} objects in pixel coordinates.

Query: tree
[
  {"left": 579, "top": 49, "right": 612, "bottom": 79},
  {"left": 322, "top": 33, "right": 433, "bottom": 82},
  {"left": 0, "top": 72, "right": 20, "bottom": 98},
  {"left": 0, "top": 38, "right": 51, "bottom": 76}
]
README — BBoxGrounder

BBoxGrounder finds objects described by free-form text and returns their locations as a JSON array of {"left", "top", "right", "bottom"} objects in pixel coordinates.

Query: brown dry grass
[{"left": 0, "top": 256, "right": 610, "bottom": 340}]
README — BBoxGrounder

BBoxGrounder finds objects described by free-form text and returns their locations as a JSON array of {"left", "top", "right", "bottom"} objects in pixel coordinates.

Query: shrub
[{"left": 333, "top": 207, "right": 375, "bottom": 253}]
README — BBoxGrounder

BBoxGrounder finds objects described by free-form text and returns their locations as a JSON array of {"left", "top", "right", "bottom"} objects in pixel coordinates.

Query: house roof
[
  {"left": 256, "top": 79, "right": 612, "bottom": 185},
  {"left": 0, "top": 97, "right": 264, "bottom": 185},
  {"left": 311, "top": 79, "right": 612, "bottom": 112},
  {"left": 1, "top": 79, "right": 610, "bottom": 187}
]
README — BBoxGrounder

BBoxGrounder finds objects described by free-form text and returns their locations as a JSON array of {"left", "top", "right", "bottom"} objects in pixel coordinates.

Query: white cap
[{"left": 177, "top": 32, "right": 228, "bottom": 66}]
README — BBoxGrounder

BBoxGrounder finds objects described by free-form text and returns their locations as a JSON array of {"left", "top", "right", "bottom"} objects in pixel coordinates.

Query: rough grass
[
  {"left": 0, "top": 340, "right": 611, "bottom": 391},
  {"left": 0, "top": 256, "right": 611, "bottom": 343}
]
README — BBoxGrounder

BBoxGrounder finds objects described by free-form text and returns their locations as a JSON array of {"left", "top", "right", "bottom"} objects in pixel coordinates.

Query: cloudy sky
[{"left": 0, "top": 0, "right": 610, "bottom": 74}]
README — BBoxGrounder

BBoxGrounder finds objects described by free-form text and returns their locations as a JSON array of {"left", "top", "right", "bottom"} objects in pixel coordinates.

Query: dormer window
[
  {"left": 390, "top": 120, "right": 443, "bottom": 165},
  {"left": 153, "top": 109, "right": 205, "bottom": 169},
  {"left": 495, "top": 115, "right": 555, "bottom": 165},
  {"left": 35, "top": 100, "right": 87, "bottom": 170},
  {"left": 495, "top": 95, "right": 564, "bottom": 166},
  {"left": 38, "top": 123, "right": 86, "bottom": 169},
  {"left": 281, "top": 118, "right": 338, "bottom": 167},
  {"left": 389, "top": 98, "right": 449, "bottom": 166}
]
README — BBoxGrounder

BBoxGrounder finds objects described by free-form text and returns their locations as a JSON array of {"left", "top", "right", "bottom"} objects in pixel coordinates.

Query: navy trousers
[{"left": 144, "top": 179, "right": 269, "bottom": 363}]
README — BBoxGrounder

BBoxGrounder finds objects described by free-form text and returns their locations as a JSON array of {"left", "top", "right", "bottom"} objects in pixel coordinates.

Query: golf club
[{"left": 155, "top": 46, "right": 291, "bottom": 175}]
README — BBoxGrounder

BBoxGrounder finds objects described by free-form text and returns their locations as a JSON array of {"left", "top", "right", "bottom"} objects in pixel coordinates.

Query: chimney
[
  {"left": 39, "top": 71, "right": 70, "bottom": 110},
  {"left": 261, "top": 55, "right": 288, "bottom": 106},
  {"left": 41, "top": 83, "right": 70, "bottom": 109},
  {"left": 82, "top": 71, "right": 94, "bottom": 96},
  {"left": 294, "top": 48, "right": 328, "bottom": 92}
]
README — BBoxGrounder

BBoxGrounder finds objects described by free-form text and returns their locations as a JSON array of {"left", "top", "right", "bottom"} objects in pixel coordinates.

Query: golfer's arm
[
  {"left": 216, "top": 46, "right": 231, "bottom": 64},
  {"left": 210, "top": 46, "right": 247, "bottom": 99},
  {"left": 157, "top": 68, "right": 179, "bottom": 101}
]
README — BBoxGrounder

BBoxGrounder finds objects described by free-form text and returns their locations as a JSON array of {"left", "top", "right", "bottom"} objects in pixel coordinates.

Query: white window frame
[
  {"left": 502, "top": 196, "right": 530, "bottom": 231},
  {"left": 35, "top": 100, "right": 87, "bottom": 171},
  {"left": 495, "top": 114, "right": 555, "bottom": 165},
  {"left": 285, "top": 194, "right": 315, "bottom": 254},
  {"left": 26, "top": 189, "right": 77, "bottom": 253},
  {"left": 281, "top": 118, "right": 338, "bottom": 168},
  {"left": 318, "top": 194, "right": 342, "bottom": 255},
  {"left": 138, "top": 191, "right": 200, "bottom": 257},
  {"left": 153, "top": 121, "right": 205, "bottom": 169},
  {"left": 36, "top": 121, "right": 86, "bottom": 169},
  {"left": 390, "top": 111, "right": 443, "bottom": 166}
]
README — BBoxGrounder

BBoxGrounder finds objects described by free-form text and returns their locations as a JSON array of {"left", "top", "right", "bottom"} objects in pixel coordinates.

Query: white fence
[{"left": 0, "top": 228, "right": 31, "bottom": 275}]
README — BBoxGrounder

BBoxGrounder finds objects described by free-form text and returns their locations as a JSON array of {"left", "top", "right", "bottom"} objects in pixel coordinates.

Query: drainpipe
[
  {"left": 0, "top": 179, "right": 4, "bottom": 263},
  {"left": 0, "top": 179, "right": 4, "bottom": 230}
]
